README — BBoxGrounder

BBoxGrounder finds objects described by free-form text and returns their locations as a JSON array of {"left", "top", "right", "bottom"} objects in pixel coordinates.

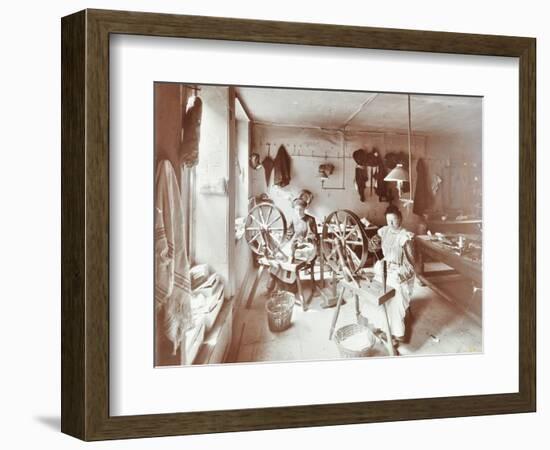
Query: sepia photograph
[{"left": 154, "top": 82, "right": 483, "bottom": 366}]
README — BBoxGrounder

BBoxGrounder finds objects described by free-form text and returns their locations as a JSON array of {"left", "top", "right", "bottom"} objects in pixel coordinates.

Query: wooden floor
[{"left": 226, "top": 264, "right": 482, "bottom": 363}]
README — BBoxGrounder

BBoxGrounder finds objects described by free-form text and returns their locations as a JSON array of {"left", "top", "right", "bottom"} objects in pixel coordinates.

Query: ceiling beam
[{"left": 341, "top": 93, "right": 378, "bottom": 129}]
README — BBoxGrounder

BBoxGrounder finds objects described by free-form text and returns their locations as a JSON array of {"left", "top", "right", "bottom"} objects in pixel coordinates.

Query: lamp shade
[{"left": 384, "top": 163, "right": 409, "bottom": 182}]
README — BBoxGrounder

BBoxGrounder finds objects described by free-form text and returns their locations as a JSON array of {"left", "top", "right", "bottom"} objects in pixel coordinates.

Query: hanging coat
[
  {"left": 354, "top": 166, "right": 369, "bottom": 202},
  {"left": 155, "top": 160, "right": 194, "bottom": 359},
  {"left": 262, "top": 155, "right": 274, "bottom": 187},
  {"left": 413, "top": 158, "right": 432, "bottom": 215},
  {"left": 179, "top": 96, "right": 202, "bottom": 167},
  {"left": 375, "top": 163, "right": 392, "bottom": 203},
  {"left": 273, "top": 145, "right": 292, "bottom": 187}
]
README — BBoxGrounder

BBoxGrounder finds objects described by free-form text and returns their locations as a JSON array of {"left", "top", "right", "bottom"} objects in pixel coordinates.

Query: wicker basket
[
  {"left": 265, "top": 291, "right": 295, "bottom": 332},
  {"left": 334, "top": 323, "right": 377, "bottom": 358}
]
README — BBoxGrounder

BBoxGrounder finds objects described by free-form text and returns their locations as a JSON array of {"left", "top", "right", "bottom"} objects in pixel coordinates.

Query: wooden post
[
  {"left": 381, "top": 263, "right": 396, "bottom": 356},
  {"left": 245, "top": 264, "right": 265, "bottom": 309},
  {"left": 296, "top": 276, "right": 307, "bottom": 312},
  {"left": 329, "top": 286, "right": 346, "bottom": 340}
]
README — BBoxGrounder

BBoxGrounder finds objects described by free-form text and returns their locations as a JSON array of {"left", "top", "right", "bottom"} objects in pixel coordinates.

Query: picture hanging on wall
[{"left": 61, "top": 9, "right": 535, "bottom": 441}]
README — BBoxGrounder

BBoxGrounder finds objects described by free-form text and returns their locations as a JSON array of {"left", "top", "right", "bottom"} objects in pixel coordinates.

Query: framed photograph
[{"left": 61, "top": 9, "right": 536, "bottom": 441}]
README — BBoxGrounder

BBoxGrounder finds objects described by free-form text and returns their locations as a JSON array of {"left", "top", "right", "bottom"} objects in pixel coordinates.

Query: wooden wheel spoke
[
  {"left": 332, "top": 213, "right": 344, "bottom": 238},
  {"left": 247, "top": 230, "right": 262, "bottom": 243},
  {"left": 250, "top": 214, "right": 263, "bottom": 227},
  {"left": 325, "top": 244, "right": 339, "bottom": 263},
  {"left": 344, "top": 225, "right": 359, "bottom": 242},
  {"left": 257, "top": 207, "right": 267, "bottom": 226},
  {"left": 345, "top": 245, "right": 362, "bottom": 267},
  {"left": 268, "top": 234, "right": 287, "bottom": 257},
  {"left": 343, "top": 214, "right": 348, "bottom": 233},
  {"left": 327, "top": 260, "right": 340, "bottom": 273},
  {"left": 265, "top": 205, "right": 273, "bottom": 225},
  {"left": 267, "top": 216, "right": 281, "bottom": 228},
  {"left": 245, "top": 226, "right": 261, "bottom": 231}
]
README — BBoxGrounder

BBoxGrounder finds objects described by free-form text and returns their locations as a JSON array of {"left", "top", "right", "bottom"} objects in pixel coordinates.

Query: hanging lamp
[{"left": 384, "top": 94, "right": 414, "bottom": 204}]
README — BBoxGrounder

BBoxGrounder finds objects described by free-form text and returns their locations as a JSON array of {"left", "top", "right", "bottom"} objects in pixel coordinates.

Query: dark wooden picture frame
[{"left": 61, "top": 9, "right": 536, "bottom": 441}]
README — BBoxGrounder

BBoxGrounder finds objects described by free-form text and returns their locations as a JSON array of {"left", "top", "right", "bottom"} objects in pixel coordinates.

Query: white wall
[
  {"left": 193, "top": 86, "right": 231, "bottom": 286},
  {"left": 425, "top": 133, "right": 483, "bottom": 214},
  {"left": 234, "top": 117, "right": 252, "bottom": 291},
  {"left": 1, "top": 1, "right": 546, "bottom": 450}
]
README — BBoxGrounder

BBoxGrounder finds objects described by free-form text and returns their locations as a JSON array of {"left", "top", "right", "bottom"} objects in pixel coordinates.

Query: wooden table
[
  {"left": 416, "top": 235, "right": 482, "bottom": 286},
  {"left": 416, "top": 234, "right": 482, "bottom": 325},
  {"left": 427, "top": 219, "right": 482, "bottom": 235}
]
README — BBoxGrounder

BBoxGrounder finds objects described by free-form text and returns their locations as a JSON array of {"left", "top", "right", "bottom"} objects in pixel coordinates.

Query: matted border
[{"left": 61, "top": 9, "right": 536, "bottom": 441}]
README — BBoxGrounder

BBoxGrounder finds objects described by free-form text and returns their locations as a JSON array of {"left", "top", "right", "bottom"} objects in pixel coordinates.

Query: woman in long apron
[{"left": 362, "top": 204, "right": 416, "bottom": 345}]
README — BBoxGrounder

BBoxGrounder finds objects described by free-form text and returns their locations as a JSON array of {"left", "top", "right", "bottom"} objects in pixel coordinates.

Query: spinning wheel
[
  {"left": 321, "top": 210, "right": 369, "bottom": 275},
  {"left": 244, "top": 203, "right": 288, "bottom": 258},
  {"left": 244, "top": 203, "right": 321, "bottom": 312},
  {"left": 322, "top": 210, "right": 398, "bottom": 356}
]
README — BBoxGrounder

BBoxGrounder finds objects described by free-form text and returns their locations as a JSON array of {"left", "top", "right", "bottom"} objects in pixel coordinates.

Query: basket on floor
[
  {"left": 265, "top": 291, "right": 295, "bottom": 332},
  {"left": 334, "top": 323, "right": 377, "bottom": 358}
]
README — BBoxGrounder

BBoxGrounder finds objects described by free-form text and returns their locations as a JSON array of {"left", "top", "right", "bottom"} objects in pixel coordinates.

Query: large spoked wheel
[
  {"left": 244, "top": 203, "right": 288, "bottom": 258},
  {"left": 322, "top": 210, "right": 369, "bottom": 275}
]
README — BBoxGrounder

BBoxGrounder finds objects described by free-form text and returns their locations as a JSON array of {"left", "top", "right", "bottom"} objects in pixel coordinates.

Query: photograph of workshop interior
[{"left": 154, "top": 82, "right": 483, "bottom": 367}]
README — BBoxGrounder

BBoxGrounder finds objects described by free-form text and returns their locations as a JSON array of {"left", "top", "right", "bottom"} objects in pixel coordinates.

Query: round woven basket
[
  {"left": 265, "top": 291, "right": 295, "bottom": 332},
  {"left": 334, "top": 323, "right": 377, "bottom": 358}
]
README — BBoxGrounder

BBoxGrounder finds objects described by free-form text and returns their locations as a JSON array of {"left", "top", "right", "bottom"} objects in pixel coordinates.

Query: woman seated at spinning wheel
[
  {"left": 363, "top": 204, "right": 416, "bottom": 346},
  {"left": 266, "top": 198, "right": 318, "bottom": 294},
  {"left": 285, "top": 198, "right": 319, "bottom": 262}
]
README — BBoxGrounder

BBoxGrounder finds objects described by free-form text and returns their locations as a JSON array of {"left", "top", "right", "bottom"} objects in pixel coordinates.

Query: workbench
[{"left": 416, "top": 234, "right": 482, "bottom": 324}]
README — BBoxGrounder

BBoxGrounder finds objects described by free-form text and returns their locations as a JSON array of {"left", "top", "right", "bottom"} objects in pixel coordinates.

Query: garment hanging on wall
[
  {"left": 273, "top": 144, "right": 292, "bottom": 187},
  {"left": 262, "top": 155, "right": 274, "bottom": 187},
  {"left": 179, "top": 96, "right": 202, "bottom": 167},
  {"left": 371, "top": 166, "right": 378, "bottom": 194},
  {"left": 354, "top": 166, "right": 369, "bottom": 202},
  {"left": 364, "top": 149, "right": 382, "bottom": 196},
  {"left": 352, "top": 149, "right": 369, "bottom": 202},
  {"left": 155, "top": 160, "right": 194, "bottom": 360},
  {"left": 375, "top": 164, "right": 391, "bottom": 202},
  {"left": 413, "top": 158, "right": 432, "bottom": 216}
]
